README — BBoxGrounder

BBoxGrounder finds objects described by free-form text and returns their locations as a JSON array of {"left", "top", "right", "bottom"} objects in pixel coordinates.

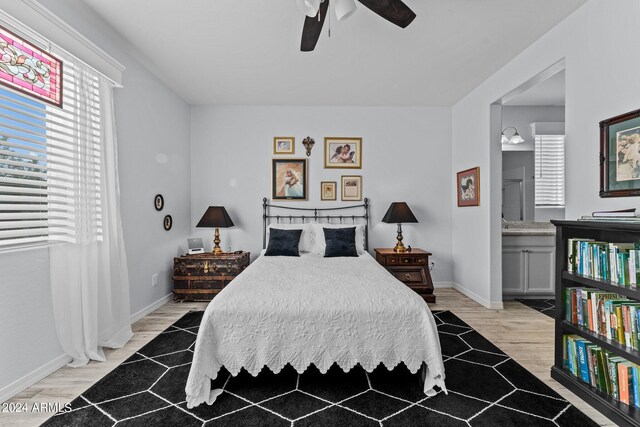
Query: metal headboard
[{"left": 262, "top": 197, "right": 370, "bottom": 251}]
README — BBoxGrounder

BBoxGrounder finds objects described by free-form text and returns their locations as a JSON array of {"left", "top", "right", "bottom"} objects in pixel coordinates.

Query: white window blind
[
  {"left": 0, "top": 54, "right": 103, "bottom": 248},
  {"left": 534, "top": 135, "right": 565, "bottom": 207},
  {"left": 0, "top": 89, "right": 48, "bottom": 246},
  {"left": 47, "top": 63, "right": 102, "bottom": 244}
]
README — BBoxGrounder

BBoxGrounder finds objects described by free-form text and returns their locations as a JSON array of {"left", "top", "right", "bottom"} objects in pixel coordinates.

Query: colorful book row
[
  {"left": 568, "top": 239, "right": 640, "bottom": 287},
  {"left": 564, "top": 287, "right": 640, "bottom": 350},
  {"left": 564, "top": 334, "right": 640, "bottom": 407}
]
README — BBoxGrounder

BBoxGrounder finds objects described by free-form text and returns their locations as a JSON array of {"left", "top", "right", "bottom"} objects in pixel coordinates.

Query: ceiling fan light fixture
[
  {"left": 334, "top": 0, "right": 357, "bottom": 21},
  {"left": 297, "top": 0, "right": 322, "bottom": 17}
]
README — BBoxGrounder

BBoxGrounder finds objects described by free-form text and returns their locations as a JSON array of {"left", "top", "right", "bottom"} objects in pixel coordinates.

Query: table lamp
[
  {"left": 382, "top": 202, "right": 418, "bottom": 253},
  {"left": 196, "top": 206, "right": 234, "bottom": 255}
]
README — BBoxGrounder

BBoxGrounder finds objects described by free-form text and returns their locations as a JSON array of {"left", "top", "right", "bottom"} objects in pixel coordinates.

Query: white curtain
[{"left": 48, "top": 63, "right": 132, "bottom": 367}]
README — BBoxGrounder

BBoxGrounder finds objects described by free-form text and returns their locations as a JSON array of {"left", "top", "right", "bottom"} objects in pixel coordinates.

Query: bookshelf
[{"left": 551, "top": 220, "right": 640, "bottom": 426}]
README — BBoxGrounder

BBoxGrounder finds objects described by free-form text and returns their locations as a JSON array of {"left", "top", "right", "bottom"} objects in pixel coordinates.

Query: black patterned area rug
[
  {"left": 42, "top": 310, "right": 597, "bottom": 427},
  {"left": 516, "top": 299, "right": 556, "bottom": 319}
]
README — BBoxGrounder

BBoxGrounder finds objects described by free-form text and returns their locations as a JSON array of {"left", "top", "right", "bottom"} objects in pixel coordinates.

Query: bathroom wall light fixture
[{"left": 501, "top": 127, "right": 525, "bottom": 144}]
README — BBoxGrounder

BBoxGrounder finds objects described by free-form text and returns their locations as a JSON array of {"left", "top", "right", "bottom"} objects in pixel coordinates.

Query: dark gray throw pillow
[
  {"left": 323, "top": 227, "right": 358, "bottom": 257},
  {"left": 265, "top": 228, "right": 303, "bottom": 256}
]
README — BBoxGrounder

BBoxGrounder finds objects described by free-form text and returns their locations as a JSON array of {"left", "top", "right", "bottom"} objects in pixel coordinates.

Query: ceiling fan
[{"left": 297, "top": 0, "right": 416, "bottom": 51}]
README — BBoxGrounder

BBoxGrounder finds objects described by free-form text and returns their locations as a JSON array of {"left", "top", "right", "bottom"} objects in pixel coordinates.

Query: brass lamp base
[
  {"left": 212, "top": 227, "right": 224, "bottom": 255},
  {"left": 393, "top": 223, "right": 406, "bottom": 253}
]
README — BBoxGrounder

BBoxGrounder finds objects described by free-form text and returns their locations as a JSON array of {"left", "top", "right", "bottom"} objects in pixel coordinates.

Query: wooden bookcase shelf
[
  {"left": 552, "top": 220, "right": 640, "bottom": 427},
  {"left": 561, "top": 321, "right": 640, "bottom": 366},
  {"left": 550, "top": 367, "right": 640, "bottom": 426},
  {"left": 562, "top": 271, "right": 640, "bottom": 299}
]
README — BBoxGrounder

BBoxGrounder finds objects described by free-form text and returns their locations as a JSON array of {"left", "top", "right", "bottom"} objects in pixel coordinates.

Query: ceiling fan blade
[
  {"left": 357, "top": 0, "right": 416, "bottom": 28},
  {"left": 301, "top": 0, "right": 330, "bottom": 51}
]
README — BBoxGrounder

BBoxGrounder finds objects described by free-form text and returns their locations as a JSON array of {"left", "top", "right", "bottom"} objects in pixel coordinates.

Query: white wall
[
  {"left": 452, "top": 0, "right": 640, "bottom": 308},
  {"left": 501, "top": 106, "right": 565, "bottom": 152},
  {"left": 0, "top": 0, "right": 191, "bottom": 400},
  {"left": 190, "top": 106, "right": 454, "bottom": 284},
  {"left": 0, "top": 248, "right": 66, "bottom": 401}
]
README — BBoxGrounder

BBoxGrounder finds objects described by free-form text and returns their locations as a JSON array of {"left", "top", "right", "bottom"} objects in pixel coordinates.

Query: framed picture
[
  {"left": 274, "top": 137, "right": 295, "bottom": 155},
  {"left": 341, "top": 175, "right": 362, "bottom": 201},
  {"left": 320, "top": 181, "right": 337, "bottom": 201},
  {"left": 457, "top": 167, "right": 480, "bottom": 207},
  {"left": 600, "top": 109, "right": 640, "bottom": 197},
  {"left": 154, "top": 194, "right": 164, "bottom": 211},
  {"left": 272, "top": 159, "right": 308, "bottom": 200},
  {"left": 325, "top": 137, "right": 362, "bottom": 168},
  {"left": 163, "top": 215, "right": 173, "bottom": 231}
]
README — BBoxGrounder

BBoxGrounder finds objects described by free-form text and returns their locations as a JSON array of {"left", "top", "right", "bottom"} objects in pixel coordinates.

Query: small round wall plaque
[
  {"left": 154, "top": 194, "right": 164, "bottom": 211},
  {"left": 163, "top": 215, "right": 173, "bottom": 231}
]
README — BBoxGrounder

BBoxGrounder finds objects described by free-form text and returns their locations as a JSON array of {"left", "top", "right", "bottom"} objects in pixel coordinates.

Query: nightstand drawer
[
  {"left": 374, "top": 248, "right": 435, "bottom": 303},
  {"left": 388, "top": 256, "right": 427, "bottom": 266},
  {"left": 390, "top": 268, "right": 426, "bottom": 283}
]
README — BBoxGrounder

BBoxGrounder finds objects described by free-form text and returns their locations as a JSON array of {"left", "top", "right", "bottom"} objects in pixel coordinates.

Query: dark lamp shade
[
  {"left": 381, "top": 202, "right": 418, "bottom": 224},
  {"left": 196, "top": 206, "right": 234, "bottom": 228}
]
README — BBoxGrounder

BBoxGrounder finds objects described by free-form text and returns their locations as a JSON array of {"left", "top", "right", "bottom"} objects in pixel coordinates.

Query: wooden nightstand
[
  {"left": 374, "top": 248, "right": 435, "bottom": 303},
  {"left": 173, "top": 251, "right": 249, "bottom": 301}
]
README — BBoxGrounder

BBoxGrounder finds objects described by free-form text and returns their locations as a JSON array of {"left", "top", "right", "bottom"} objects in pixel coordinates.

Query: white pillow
[
  {"left": 267, "top": 223, "right": 315, "bottom": 252},
  {"left": 310, "top": 223, "right": 366, "bottom": 255}
]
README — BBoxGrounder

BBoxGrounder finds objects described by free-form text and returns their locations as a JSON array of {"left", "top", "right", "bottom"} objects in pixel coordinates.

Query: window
[
  {"left": 0, "top": 55, "right": 102, "bottom": 248},
  {"left": 0, "top": 88, "right": 48, "bottom": 246},
  {"left": 534, "top": 135, "right": 565, "bottom": 207}
]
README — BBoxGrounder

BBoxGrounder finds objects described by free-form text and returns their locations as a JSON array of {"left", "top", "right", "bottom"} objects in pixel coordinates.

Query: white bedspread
[{"left": 185, "top": 252, "right": 446, "bottom": 408}]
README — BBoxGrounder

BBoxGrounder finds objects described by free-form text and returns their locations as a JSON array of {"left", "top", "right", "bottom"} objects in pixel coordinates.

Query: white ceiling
[
  {"left": 503, "top": 70, "right": 565, "bottom": 106},
  {"left": 81, "top": 0, "right": 586, "bottom": 106}
]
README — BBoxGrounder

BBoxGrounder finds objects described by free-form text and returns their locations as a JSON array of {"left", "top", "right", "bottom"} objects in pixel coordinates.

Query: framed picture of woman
[
  {"left": 272, "top": 159, "right": 308, "bottom": 200},
  {"left": 324, "top": 137, "right": 362, "bottom": 168}
]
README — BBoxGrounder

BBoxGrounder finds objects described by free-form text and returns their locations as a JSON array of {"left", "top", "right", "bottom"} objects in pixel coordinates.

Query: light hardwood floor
[{"left": 2, "top": 289, "right": 614, "bottom": 426}]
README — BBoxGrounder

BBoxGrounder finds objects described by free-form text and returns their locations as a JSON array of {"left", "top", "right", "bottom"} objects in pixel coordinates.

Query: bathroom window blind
[{"left": 534, "top": 135, "right": 565, "bottom": 207}]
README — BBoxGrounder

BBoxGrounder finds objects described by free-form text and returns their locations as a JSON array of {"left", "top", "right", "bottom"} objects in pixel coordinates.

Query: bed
[{"left": 185, "top": 198, "right": 446, "bottom": 408}]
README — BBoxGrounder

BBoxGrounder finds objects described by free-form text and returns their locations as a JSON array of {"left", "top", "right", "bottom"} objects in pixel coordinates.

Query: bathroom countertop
[{"left": 502, "top": 221, "right": 556, "bottom": 236}]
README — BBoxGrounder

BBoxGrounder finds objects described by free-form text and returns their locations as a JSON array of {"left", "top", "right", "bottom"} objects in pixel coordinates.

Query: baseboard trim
[
  {"left": 434, "top": 281, "right": 455, "bottom": 288},
  {"left": 451, "top": 282, "right": 504, "bottom": 310},
  {"left": 0, "top": 353, "right": 71, "bottom": 404},
  {"left": 0, "top": 294, "right": 173, "bottom": 404},
  {"left": 130, "top": 293, "right": 173, "bottom": 324}
]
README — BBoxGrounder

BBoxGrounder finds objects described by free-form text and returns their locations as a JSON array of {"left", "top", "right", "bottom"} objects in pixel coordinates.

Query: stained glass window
[{"left": 0, "top": 25, "right": 62, "bottom": 108}]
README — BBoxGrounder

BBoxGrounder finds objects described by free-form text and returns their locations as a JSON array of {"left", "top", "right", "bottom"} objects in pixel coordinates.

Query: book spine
[
  {"left": 631, "top": 306, "right": 638, "bottom": 350},
  {"left": 620, "top": 363, "right": 630, "bottom": 404},
  {"left": 605, "top": 300, "right": 613, "bottom": 339},
  {"left": 568, "top": 238, "right": 575, "bottom": 273},
  {"left": 587, "top": 344, "right": 598, "bottom": 387},
  {"left": 597, "top": 349, "right": 609, "bottom": 393},
  {"left": 631, "top": 251, "right": 637, "bottom": 287},
  {"left": 577, "top": 340, "right": 590, "bottom": 384},
  {"left": 587, "top": 296, "right": 594, "bottom": 331},
  {"left": 617, "top": 306, "right": 626, "bottom": 344},
  {"left": 631, "top": 365, "right": 640, "bottom": 408},
  {"left": 576, "top": 289, "right": 583, "bottom": 326},
  {"left": 624, "top": 305, "right": 632, "bottom": 348},
  {"left": 609, "top": 357, "right": 620, "bottom": 400},
  {"left": 564, "top": 288, "right": 572, "bottom": 322},
  {"left": 611, "top": 244, "right": 619, "bottom": 284}
]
